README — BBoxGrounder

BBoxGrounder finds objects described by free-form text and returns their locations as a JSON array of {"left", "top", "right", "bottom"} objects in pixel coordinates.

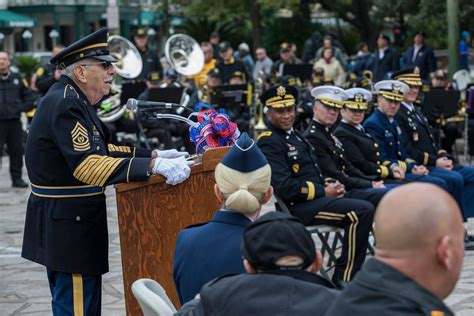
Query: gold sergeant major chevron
[{"left": 71, "top": 121, "right": 90, "bottom": 152}]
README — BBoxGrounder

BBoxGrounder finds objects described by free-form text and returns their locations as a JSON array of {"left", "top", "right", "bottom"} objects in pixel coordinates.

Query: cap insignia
[{"left": 277, "top": 85, "right": 286, "bottom": 96}]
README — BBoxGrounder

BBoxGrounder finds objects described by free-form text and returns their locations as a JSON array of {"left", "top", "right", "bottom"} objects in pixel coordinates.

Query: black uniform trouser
[
  {"left": 290, "top": 194, "right": 376, "bottom": 283},
  {"left": 0, "top": 119, "right": 24, "bottom": 181}
]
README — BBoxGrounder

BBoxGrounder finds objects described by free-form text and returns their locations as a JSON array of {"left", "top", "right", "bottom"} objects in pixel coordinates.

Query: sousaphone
[
  {"left": 97, "top": 35, "right": 143, "bottom": 123},
  {"left": 165, "top": 34, "right": 204, "bottom": 76}
]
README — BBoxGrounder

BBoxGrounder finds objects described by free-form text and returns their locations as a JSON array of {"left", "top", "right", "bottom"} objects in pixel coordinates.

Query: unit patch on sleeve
[{"left": 71, "top": 121, "right": 90, "bottom": 152}]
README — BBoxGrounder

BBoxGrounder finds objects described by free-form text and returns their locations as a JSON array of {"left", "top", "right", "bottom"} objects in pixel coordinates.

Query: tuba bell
[
  {"left": 165, "top": 34, "right": 204, "bottom": 76},
  {"left": 97, "top": 35, "right": 143, "bottom": 122}
]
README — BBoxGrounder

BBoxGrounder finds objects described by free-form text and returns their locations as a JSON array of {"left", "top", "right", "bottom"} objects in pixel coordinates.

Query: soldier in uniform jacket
[
  {"left": 34, "top": 46, "right": 65, "bottom": 95},
  {"left": 335, "top": 88, "right": 406, "bottom": 182},
  {"left": 393, "top": 68, "right": 474, "bottom": 220},
  {"left": 22, "top": 28, "right": 192, "bottom": 315},
  {"left": 0, "top": 51, "right": 38, "bottom": 187},
  {"left": 364, "top": 80, "right": 465, "bottom": 211},
  {"left": 216, "top": 42, "right": 249, "bottom": 84},
  {"left": 257, "top": 84, "right": 375, "bottom": 285},
  {"left": 304, "top": 85, "right": 389, "bottom": 191}
]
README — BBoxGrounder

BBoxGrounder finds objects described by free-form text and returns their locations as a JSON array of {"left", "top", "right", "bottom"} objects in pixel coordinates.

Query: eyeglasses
[{"left": 80, "top": 61, "right": 113, "bottom": 70}]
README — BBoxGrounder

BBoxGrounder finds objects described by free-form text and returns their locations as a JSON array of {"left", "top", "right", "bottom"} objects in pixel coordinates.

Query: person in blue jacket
[{"left": 173, "top": 132, "right": 273, "bottom": 304}]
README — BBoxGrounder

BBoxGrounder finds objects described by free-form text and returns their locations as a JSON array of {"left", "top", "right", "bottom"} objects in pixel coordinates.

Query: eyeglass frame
[{"left": 79, "top": 61, "right": 114, "bottom": 70}]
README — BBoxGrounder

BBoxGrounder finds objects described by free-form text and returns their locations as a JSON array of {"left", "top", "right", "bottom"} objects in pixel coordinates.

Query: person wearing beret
[
  {"left": 176, "top": 212, "right": 338, "bottom": 316},
  {"left": 394, "top": 68, "right": 474, "bottom": 223},
  {"left": 304, "top": 85, "right": 392, "bottom": 194},
  {"left": 173, "top": 132, "right": 273, "bottom": 304},
  {"left": 363, "top": 80, "right": 464, "bottom": 212},
  {"left": 335, "top": 88, "right": 407, "bottom": 183},
  {"left": 22, "top": 28, "right": 193, "bottom": 315},
  {"left": 257, "top": 84, "right": 375, "bottom": 286},
  {"left": 401, "top": 31, "right": 437, "bottom": 81}
]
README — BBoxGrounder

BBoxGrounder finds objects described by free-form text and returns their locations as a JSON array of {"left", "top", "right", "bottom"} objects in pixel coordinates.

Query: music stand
[
  {"left": 422, "top": 89, "right": 460, "bottom": 119},
  {"left": 283, "top": 64, "right": 313, "bottom": 82},
  {"left": 210, "top": 84, "right": 251, "bottom": 108},
  {"left": 120, "top": 81, "right": 147, "bottom": 106},
  {"left": 148, "top": 87, "right": 184, "bottom": 104}
]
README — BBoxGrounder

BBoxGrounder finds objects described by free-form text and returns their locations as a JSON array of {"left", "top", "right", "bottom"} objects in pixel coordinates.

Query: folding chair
[{"left": 273, "top": 194, "right": 344, "bottom": 282}]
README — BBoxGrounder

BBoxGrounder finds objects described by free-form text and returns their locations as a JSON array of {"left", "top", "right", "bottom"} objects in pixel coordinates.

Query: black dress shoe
[{"left": 12, "top": 178, "right": 28, "bottom": 188}]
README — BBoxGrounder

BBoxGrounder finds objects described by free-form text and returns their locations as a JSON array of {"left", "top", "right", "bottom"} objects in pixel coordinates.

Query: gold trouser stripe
[
  {"left": 380, "top": 165, "right": 389, "bottom": 178},
  {"left": 343, "top": 211, "right": 359, "bottom": 282},
  {"left": 306, "top": 181, "right": 315, "bottom": 200},
  {"left": 314, "top": 215, "right": 344, "bottom": 221},
  {"left": 318, "top": 211, "right": 345, "bottom": 218},
  {"left": 72, "top": 274, "right": 84, "bottom": 316},
  {"left": 423, "top": 152, "right": 429, "bottom": 166},
  {"left": 73, "top": 155, "right": 125, "bottom": 186}
]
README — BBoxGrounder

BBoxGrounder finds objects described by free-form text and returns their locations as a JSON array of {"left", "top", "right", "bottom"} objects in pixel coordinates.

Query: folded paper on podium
[{"left": 114, "top": 147, "right": 229, "bottom": 315}]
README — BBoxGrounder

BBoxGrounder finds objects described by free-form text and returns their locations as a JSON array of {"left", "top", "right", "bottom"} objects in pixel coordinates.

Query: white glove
[
  {"left": 152, "top": 156, "right": 194, "bottom": 185},
  {"left": 153, "top": 149, "right": 189, "bottom": 159}
]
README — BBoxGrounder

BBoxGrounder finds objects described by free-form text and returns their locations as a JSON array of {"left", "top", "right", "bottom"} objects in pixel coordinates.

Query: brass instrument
[
  {"left": 97, "top": 35, "right": 143, "bottom": 123},
  {"left": 253, "top": 71, "right": 268, "bottom": 137},
  {"left": 165, "top": 34, "right": 204, "bottom": 76}
]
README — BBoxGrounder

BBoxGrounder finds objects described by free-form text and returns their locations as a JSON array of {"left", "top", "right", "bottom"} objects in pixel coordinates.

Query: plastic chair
[{"left": 131, "top": 278, "right": 177, "bottom": 316}]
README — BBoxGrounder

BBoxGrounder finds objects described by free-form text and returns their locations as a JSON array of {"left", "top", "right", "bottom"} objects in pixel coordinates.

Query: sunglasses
[{"left": 80, "top": 61, "right": 113, "bottom": 70}]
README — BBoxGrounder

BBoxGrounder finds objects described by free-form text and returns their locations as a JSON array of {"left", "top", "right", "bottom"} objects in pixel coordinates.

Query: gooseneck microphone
[{"left": 125, "top": 98, "right": 181, "bottom": 112}]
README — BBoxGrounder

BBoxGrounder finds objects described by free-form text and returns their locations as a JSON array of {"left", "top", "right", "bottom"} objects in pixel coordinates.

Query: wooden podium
[{"left": 114, "top": 147, "right": 229, "bottom": 315}]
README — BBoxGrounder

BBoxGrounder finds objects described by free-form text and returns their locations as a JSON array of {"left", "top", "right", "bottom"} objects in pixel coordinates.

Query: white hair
[{"left": 215, "top": 163, "right": 271, "bottom": 215}]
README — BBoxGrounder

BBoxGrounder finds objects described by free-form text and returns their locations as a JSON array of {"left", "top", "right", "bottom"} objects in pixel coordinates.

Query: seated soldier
[
  {"left": 189, "top": 68, "right": 221, "bottom": 106},
  {"left": 304, "top": 85, "right": 391, "bottom": 193},
  {"left": 393, "top": 68, "right": 474, "bottom": 222},
  {"left": 176, "top": 212, "right": 338, "bottom": 316},
  {"left": 363, "top": 80, "right": 454, "bottom": 194},
  {"left": 173, "top": 133, "right": 273, "bottom": 304},
  {"left": 335, "top": 87, "right": 406, "bottom": 182},
  {"left": 257, "top": 85, "right": 375, "bottom": 286},
  {"left": 325, "top": 183, "right": 463, "bottom": 316}
]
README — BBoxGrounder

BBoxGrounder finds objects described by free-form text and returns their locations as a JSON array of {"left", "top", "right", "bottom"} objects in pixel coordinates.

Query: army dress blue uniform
[
  {"left": 257, "top": 85, "right": 375, "bottom": 284},
  {"left": 22, "top": 28, "right": 152, "bottom": 315},
  {"left": 393, "top": 68, "right": 474, "bottom": 219}
]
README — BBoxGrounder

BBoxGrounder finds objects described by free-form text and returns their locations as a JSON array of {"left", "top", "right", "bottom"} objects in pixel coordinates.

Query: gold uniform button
[
  {"left": 377, "top": 160, "right": 381, "bottom": 164},
  {"left": 376, "top": 152, "right": 380, "bottom": 156},
  {"left": 374, "top": 143, "right": 379, "bottom": 148},
  {"left": 293, "top": 156, "right": 297, "bottom": 160},
  {"left": 76, "top": 216, "right": 81, "bottom": 221},
  {"left": 398, "top": 151, "right": 401, "bottom": 155},
  {"left": 377, "top": 169, "right": 381, "bottom": 173}
]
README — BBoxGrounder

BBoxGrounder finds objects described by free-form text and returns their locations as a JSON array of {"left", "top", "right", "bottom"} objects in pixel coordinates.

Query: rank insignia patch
[
  {"left": 71, "top": 122, "right": 90, "bottom": 152},
  {"left": 293, "top": 163, "right": 300, "bottom": 173}
]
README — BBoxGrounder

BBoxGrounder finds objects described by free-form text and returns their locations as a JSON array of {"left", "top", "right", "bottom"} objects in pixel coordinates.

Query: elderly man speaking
[{"left": 22, "top": 28, "right": 192, "bottom": 315}]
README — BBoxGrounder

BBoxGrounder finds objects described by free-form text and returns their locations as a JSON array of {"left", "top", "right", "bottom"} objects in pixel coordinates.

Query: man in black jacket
[
  {"left": 325, "top": 183, "right": 463, "bottom": 316},
  {"left": 133, "top": 28, "right": 162, "bottom": 81},
  {"left": 372, "top": 33, "right": 400, "bottom": 82},
  {"left": 0, "top": 51, "right": 38, "bottom": 187},
  {"left": 177, "top": 212, "right": 338, "bottom": 316},
  {"left": 401, "top": 31, "right": 436, "bottom": 81},
  {"left": 257, "top": 85, "right": 375, "bottom": 285}
]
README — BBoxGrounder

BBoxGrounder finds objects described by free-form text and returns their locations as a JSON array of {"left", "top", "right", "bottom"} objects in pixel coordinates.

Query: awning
[
  {"left": 130, "top": 12, "right": 184, "bottom": 27},
  {"left": 0, "top": 10, "right": 36, "bottom": 28}
]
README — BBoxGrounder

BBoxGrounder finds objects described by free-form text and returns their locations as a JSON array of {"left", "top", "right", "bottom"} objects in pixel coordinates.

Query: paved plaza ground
[{"left": 1, "top": 157, "right": 474, "bottom": 315}]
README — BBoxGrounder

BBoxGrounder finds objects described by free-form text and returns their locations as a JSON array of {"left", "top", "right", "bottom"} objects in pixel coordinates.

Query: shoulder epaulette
[
  {"left": 63, "top": 84, "right": 80, "bottom": 99},
  {"left": 257, "top": 131, "right": 272, "bottom": 140}
]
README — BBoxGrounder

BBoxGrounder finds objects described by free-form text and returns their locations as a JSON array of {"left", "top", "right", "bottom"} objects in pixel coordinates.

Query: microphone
[{"left": 126, "top": 98, "right": 181, "bottom": 112}]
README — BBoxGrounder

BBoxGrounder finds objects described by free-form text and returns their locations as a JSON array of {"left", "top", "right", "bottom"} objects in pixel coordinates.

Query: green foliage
[{"left": 14, "top": 55, "right": 40, "bottom": 81}]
